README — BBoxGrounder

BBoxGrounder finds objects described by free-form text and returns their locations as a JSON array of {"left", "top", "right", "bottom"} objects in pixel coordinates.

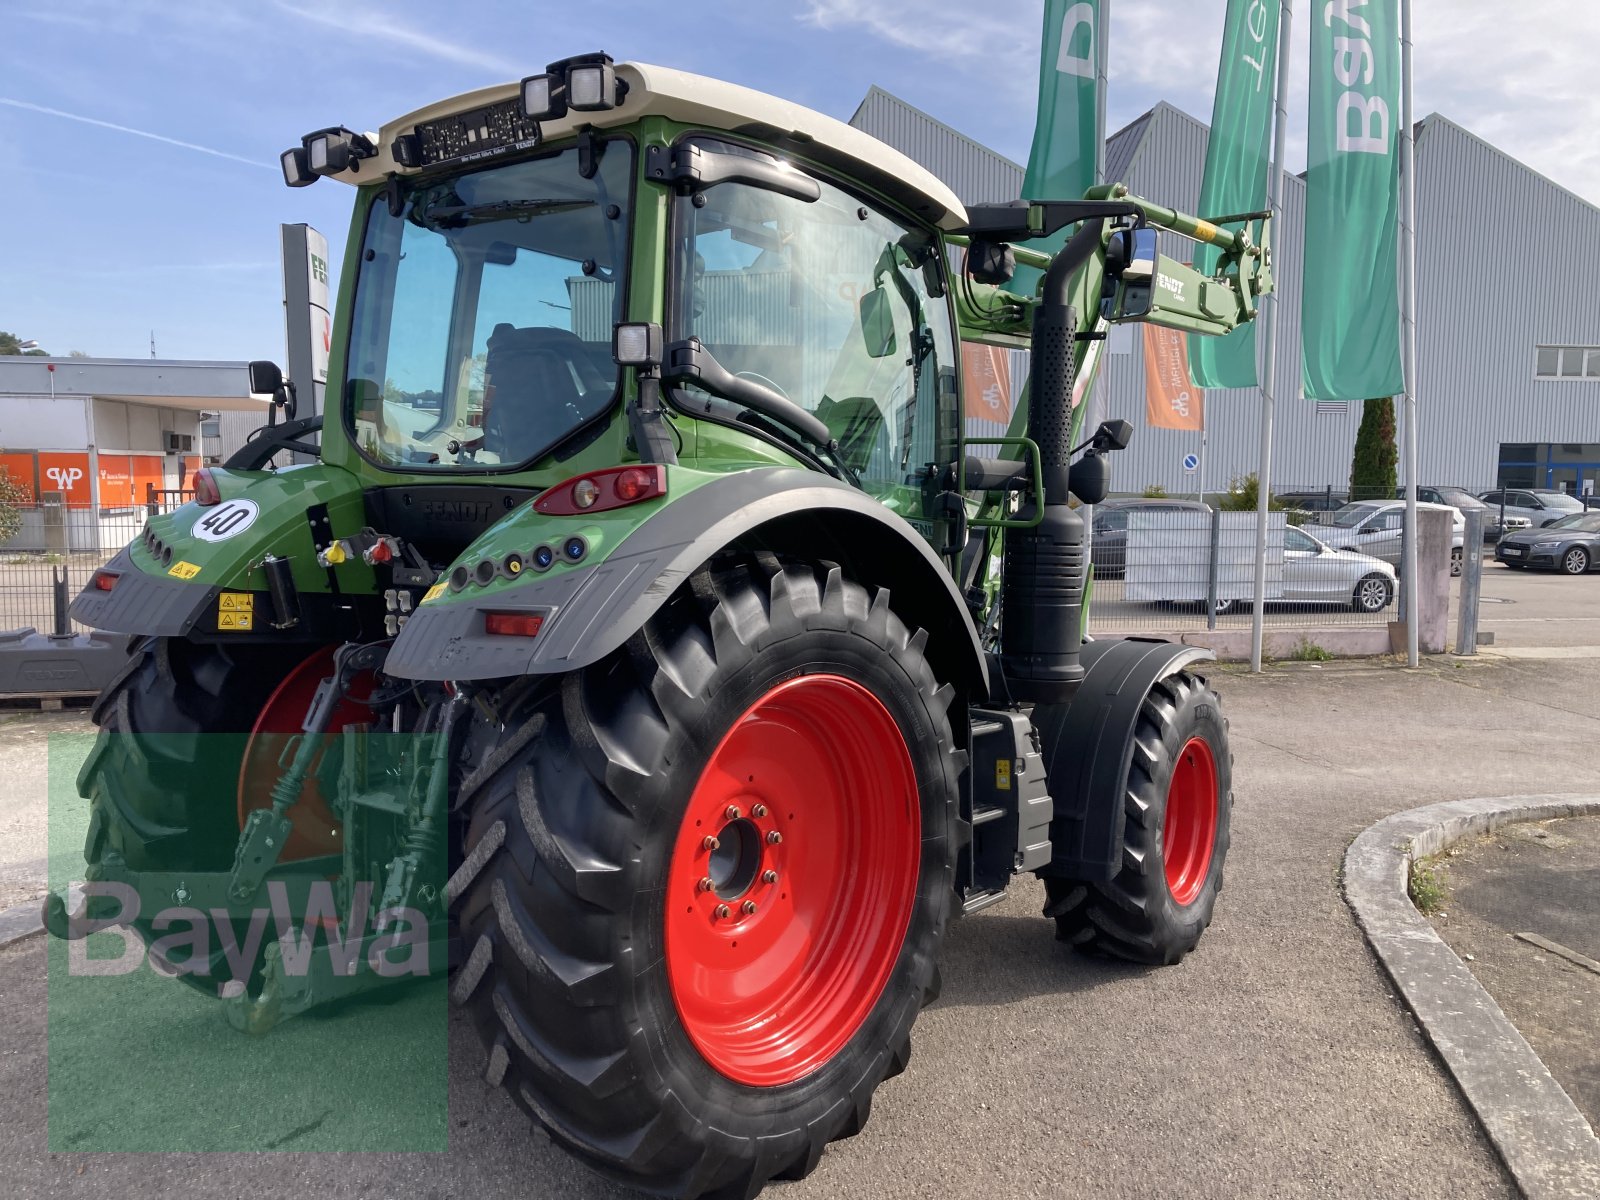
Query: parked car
[
  {"left": 1311, "top": 500, "right": 1466, "bottom": 576},
  {"left": 1276, "top": 526, "right": 1396, "bottom": 612},
  {"left": 1091, "top": 498, "right": 1211, "bottom": 580},
  {"left": 1494, "top": 511, "right": 1600, "bottom": 574},
  {"left": 1279, "top": 488, "right": 1348, "bottom": 517},
  {"left": 1397, "top": 486, "right": 1527, "bottom": 539},
  {"left": 1477, "top": 488, "right": 1587, "bottom": 528}
]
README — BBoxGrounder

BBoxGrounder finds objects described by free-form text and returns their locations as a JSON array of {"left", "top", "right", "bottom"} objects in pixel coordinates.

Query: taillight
[
  {"left": 484, "top": 611, "right": 544, "bottom": 638},
  {"left": 193, "top": 468, "right": 221, "bottom": 506},
  {"left": 533, "top": 465, "right": 667, "bottom": 516},
  {"left": 92, "top": 571, "right": 119, "bottom": 592}
]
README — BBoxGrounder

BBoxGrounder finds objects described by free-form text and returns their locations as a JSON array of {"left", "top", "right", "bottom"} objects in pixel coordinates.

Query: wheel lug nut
[
  {"left": 762, "top": 869, "right": 778, "bottom": 884},
  {"left": 741, "top": 900, "right": 758, "bottom": 916},
  {"left": 698, "top": 876, "right": 715, "bottom": 892},
  {"left": 766, "top": 831, "right": 782, "bottom": 845},
  {"left": 724, "top": 805, "right": 741, "bottom": 820},
  {"left": 713, "top": 904, "right": 731, "bottom": 919},
  {"left": 751, "top": 803, "right": 768, "bottom": 818},
  {"left": 703, "top": 836, "right": 720, "bottom": 850}
]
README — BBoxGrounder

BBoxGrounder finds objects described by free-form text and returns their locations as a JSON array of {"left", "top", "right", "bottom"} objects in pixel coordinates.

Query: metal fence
[
  {"left": 0, "top": 500, "right": 153, "bottom": 634},
  {"left": 1084, "top": 503, "right": 1399, "bottom": 636}
]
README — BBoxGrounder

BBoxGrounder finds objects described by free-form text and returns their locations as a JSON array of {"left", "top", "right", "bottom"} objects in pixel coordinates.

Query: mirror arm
[
  {"left": 645, "top": 143, "right": 821, "bottom": 204},
  {"left": 663, "top": 338, "right": 835, "bottom": 450}
]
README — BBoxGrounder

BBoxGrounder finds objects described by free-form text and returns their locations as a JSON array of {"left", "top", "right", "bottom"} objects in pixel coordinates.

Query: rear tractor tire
[
  {"left": 1041, "top": 671, "right": 1232, "bottom": 965},
  {"left": 449, "top": 559, "right": 964, "bottom": 1199}
]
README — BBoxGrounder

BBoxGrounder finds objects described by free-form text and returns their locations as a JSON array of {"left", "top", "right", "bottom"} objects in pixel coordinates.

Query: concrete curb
[
  {"left": 1344, "top": 794, "right": 1600, "bottom": 1200},
  {"left": 0, "top": 896, "right": 45, "bottom": 949}
]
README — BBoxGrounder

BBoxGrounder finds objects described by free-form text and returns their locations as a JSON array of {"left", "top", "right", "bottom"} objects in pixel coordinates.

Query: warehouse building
[{"left": 851, "top": 90, "right": 1600, "bottom": 499}]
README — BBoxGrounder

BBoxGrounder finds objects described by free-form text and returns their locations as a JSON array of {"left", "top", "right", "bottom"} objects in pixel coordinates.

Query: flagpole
[
  {"left": 1399, "top": 0, "right": 1421, "bottom": 666},
  {"left": 1094, "top": 1, "right": 1109, "bottom": 185},
  {"left": 1249, "top": 0, "right": 1294, "bottom": 673}
]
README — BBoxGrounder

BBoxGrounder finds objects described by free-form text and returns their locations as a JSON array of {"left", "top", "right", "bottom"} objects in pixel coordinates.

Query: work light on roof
[
  {"left": 521, "top": 73, "right": 564, "bottom": 121},
  {"left": 280, "top": 146, "right": 315, "bottom": 188},
  {"left": 566, "top": 61, "right": 617, "bottom": 111},
  {"left": 303, "top": 126, "right": 378, "bottom": 177},
  {"left": 521, "top": 52, "right": 625, "bottom": 122}
]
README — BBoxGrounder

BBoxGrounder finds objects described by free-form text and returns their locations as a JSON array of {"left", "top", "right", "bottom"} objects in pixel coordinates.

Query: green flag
[
  {"left": 1302, "top": 0, "right": 1404, "bottom": 400},
  {"left": 1189, "top": 0, "right": 1282, "bottom": 389},
  {"left": 1012, "top": 0, "right": 1103, "bottom": 295}
]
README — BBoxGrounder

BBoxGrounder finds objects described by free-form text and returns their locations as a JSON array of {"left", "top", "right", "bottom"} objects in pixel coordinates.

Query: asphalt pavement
[{"left": 3, "top": 655, "right": 1598, "bottom": 1197}]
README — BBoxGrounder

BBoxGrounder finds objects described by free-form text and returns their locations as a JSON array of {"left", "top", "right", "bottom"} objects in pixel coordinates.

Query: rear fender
[
  {"left": 1032, "top": 638, "right": 1216, "bottom": 882},
  {"left": 384, "top": 466, "right": 989, "bottom": 698}
]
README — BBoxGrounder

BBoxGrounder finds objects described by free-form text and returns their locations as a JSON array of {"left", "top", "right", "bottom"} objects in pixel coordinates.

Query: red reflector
[
  {"left": 484, "top": 611, "right": 543, "bottom": 638},
  {"left": 193, "top": 468, "right": 221, "bottom": 507},
  {"left": 93, "top": 571, "right": 119, "bottom": 592},
  {"left": 533, "top": 465, "right": 667, "bottom": 515}
]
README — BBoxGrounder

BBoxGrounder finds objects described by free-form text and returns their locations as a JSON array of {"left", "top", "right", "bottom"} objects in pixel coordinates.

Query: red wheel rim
[
  {"left": 237, "top": 646, "right": 373, "bottom": 861},
  {"left": 1163, "top": 736, "right": 1219, "bottom": 907},
  {"left": 664, "top": 674, "right": 920, "bottom": 1087}
]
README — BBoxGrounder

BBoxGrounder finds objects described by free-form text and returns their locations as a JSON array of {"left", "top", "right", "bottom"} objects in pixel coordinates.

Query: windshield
[
  {"left": 668, "top": 138, "right": 957, "bottom": 489},
  {"left": 344, "top": 141, "right": 632, "bottom": 471},
  {"left": 1548, "top": 513, "right": 1600, "bottom": 532},
  {"left": 1329, "top": 503, "right": 1381, "bottom": 528}
]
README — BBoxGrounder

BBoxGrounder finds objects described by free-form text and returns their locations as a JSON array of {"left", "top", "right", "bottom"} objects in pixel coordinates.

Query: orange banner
[
  {"left": 961, "top": 342, "right": 1012, "bottom": 424},
  {"left": 132, "top": 455, "right": 165, "bottom": 506},
  {"left": 1143, "top": 324, "right": 1204, "bottom": 431},
  {"left": 98, "top": 455, "right": 136, "bottom": 507}
]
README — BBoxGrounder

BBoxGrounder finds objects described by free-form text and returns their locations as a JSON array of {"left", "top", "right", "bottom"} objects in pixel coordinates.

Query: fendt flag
[
  {"left": 1189, "top": 0, "right": 1282, "bottom": 389},
  {"left": 1013, "top": 0, "right": 1103, "bottom": 295},
  {"left": 1302, "top": 0, "right": 1404, "bottom": 400}
]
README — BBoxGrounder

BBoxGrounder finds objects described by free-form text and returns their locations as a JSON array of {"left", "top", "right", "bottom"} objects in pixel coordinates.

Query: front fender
[{"left": 384, "top": 466, "right": 988, "bottom": 695}]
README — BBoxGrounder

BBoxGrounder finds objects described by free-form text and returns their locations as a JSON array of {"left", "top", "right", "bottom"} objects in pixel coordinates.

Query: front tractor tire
[
  {"left": 449, "top": 559, "right": 963, "bottom": 1199},
  {"left": 1041, "top": 671, "right": 1232, "bottom": 965}
]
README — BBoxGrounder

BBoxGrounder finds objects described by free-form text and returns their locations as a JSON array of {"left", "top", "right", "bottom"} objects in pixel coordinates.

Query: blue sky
[{"left": 4, "top": 1, "right": 1596, "bottom": 362}]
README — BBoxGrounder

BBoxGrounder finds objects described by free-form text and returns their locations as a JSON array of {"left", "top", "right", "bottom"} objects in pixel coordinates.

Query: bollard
[
  {"left": 51, "top": 566, "right": 72, "bottom": 639},
  {"left": 1456, "top": 508, "right": 1483, "bottom": 655}
]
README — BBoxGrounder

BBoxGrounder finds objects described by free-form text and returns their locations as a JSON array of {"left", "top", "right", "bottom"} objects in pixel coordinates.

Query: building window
[
  {"left": 201, "top": 419, "right": 220, "bottom": 438},
  {"left": 1535, "top": 345, "right": 1600, "bottom": 379}
]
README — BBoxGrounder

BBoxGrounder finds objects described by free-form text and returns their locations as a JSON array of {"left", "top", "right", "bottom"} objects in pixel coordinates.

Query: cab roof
[{"left": 330, "top": 60, "right": 969, "bottom": 231}]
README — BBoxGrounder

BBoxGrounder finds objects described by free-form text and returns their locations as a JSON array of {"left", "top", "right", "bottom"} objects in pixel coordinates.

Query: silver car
[
  {"left": 1207, "top": 527, "right": 1396, "bottom": 613},
  {"left": 1312, "top": 500, "right": 1466, "bottom": 576},
  {"left": 1477, "top": 488, "right": 1588, "bottom": 529}
]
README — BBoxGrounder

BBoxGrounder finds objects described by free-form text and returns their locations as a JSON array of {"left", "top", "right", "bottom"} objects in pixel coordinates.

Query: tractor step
[
  {"left": 972, "top": 804, "right": 1005, "bottom": 826},
  {"left": 961, "top": 887, "right": 1010, "bottom": 915}
]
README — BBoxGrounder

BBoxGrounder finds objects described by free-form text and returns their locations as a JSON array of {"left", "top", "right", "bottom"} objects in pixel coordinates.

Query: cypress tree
[{"left": 1348, "top": 396, "right": 1398, "bottom": 501}]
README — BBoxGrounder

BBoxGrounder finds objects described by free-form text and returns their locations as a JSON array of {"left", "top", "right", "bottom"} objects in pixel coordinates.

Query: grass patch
[
  {"left": 1287, "top": 638, "right": 1335, "bottom": 662},
  {"left": 1409, "top": 857, "right": 1449, "bottom": 915}
]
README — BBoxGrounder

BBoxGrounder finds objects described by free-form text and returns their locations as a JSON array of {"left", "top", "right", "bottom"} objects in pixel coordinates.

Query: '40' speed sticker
[{"left": 191, "top": 498, "right": 260, "bottom": 542}]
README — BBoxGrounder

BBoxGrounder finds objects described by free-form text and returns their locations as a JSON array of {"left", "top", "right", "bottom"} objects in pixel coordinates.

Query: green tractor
[{"left": 48, "top": 53, "right": 1271, "bottom": 1198}]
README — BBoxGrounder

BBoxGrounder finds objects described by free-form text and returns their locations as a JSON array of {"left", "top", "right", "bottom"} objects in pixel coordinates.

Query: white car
[
  {"left": 1213, "top": 526, "right": 1396, "bottom": 613},
  {"left": 1312, "top": 500, "right": 1466, "bottom": 577}
]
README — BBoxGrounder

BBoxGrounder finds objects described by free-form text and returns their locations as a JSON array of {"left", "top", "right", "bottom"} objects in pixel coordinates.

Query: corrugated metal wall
[{"left": 852, "top": 90, "right": 1600, "bottom": 497}]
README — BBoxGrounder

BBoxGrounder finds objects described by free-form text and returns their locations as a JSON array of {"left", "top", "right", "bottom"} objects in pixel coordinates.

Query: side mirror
[
  {"left": 1100, "top": 227, "right": 1157, "bottom": 321},
  {"left": 248, "top": 360, "right": 284, "bottom": 395},
  {"left": 1090, "top": 418, "right": 1133, "bottom": 452},
  {"left": 859, "top": 286, "right": 898, "bottom": 360}
]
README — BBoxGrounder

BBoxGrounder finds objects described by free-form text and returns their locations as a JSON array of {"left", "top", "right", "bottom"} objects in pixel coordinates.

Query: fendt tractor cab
[{"left": 48, "top": 54, "right": 1271, "bottom": 1198}]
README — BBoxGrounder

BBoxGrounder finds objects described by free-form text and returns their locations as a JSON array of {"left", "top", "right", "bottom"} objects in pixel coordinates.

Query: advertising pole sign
[
  {"left": 1190, "top": 0, "right": 1283, "bottom": 389},
  {"left": 280, "top": 223, "right": 330, "bottom": 427},
  {"left": 1012, "top": 0, "right": 1104, "bottom": 296},
  {"left": 1302, "top": 0, "right": 1404, "bottom": 400}
]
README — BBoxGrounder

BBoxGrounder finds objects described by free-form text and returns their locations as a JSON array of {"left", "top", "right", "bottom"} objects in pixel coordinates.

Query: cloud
[
  {"left": 0, "top": 98, "right": 276, "bottom": 170},
  {"left": 273, "top": 3, "right": 520, "bottom": 77}
]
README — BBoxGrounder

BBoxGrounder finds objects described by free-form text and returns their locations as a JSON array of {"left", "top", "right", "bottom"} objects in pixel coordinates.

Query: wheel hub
[{"left": 664, "top": 674, "right": 919, "bottom": 1088}]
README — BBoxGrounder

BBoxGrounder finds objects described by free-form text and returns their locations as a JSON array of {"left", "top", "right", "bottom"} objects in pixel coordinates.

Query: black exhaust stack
[{"left": 999, "top": 220, "right": 1105, "bottom": 704}]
